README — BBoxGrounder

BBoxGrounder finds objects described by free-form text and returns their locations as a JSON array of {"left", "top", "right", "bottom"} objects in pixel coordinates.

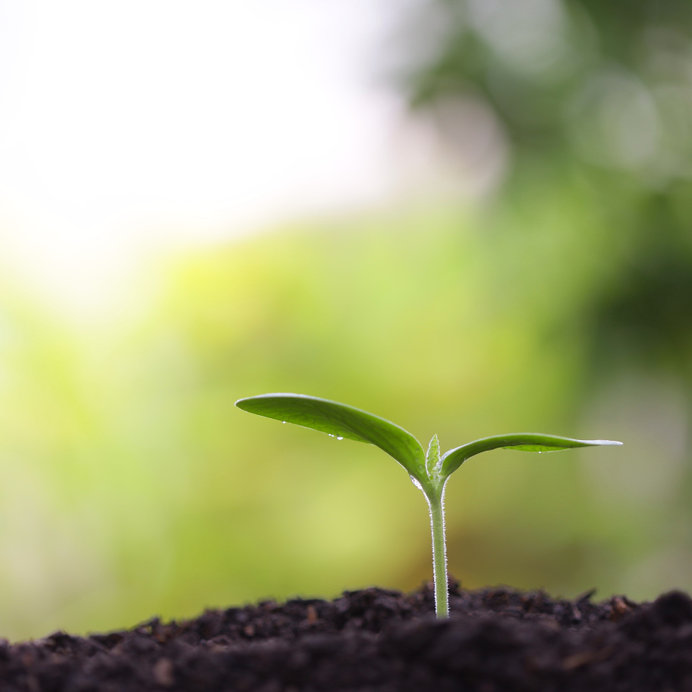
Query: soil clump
[{"left": 1, "top": 581, "right": 690, "bottom": 691}]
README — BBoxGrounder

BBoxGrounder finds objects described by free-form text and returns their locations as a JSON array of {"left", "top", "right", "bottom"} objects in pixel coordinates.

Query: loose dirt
[{"left": 2, "top": 581, "right": 691, "bottom": 691}]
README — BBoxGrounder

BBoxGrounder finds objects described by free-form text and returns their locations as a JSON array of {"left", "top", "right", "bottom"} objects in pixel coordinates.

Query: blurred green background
[{"left": 2, "top": 0, "right": 692, "bottom": 640}]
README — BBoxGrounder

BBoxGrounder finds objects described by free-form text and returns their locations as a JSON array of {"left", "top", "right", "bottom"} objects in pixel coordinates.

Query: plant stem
[{"left": 427, "top": 486, "right": 448, "bottom": 618}]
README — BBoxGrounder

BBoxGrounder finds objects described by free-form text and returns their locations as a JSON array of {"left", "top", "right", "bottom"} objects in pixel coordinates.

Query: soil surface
[{"left": 2, "top": 580, "right": 691, "bottom": 691}]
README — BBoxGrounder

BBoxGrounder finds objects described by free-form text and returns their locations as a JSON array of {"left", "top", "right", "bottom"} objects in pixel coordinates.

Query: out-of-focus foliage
[
  {"left": 395, "top": 0, "right": 692, "bottom": 606},
  {"left": 400, "top": 0, "right": 692, "bottom": 371},
  {"left": 0, "top": 201, "right": 680, "bottom": 641},
  {"left": 0, "top": 0, "right": 691, "bottom": 642},
  {"left": 405, "top": 0, "right": 692, "bottom": 181}
]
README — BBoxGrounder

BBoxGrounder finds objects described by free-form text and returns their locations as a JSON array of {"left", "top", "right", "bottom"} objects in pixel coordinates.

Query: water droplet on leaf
[
  {"left": 336, "top": 436, "right": 344, "bottom": 441},
  {"left": 409, "top": 475, "right": 423, "bottom": 491}
]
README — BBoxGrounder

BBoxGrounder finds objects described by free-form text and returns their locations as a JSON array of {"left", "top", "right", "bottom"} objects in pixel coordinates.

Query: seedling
[{"left": 235, "top": 393, "right": 622, "bottom": 618}]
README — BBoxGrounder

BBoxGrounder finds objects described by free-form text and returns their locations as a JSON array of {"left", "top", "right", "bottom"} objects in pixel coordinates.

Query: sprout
[{"left": 235, "top": 393, "right": 622, "bottom": 617}]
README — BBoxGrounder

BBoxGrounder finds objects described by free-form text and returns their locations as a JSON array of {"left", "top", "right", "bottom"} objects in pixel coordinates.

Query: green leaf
[
  {"left": 425, "top": 434, "right": 440, "bottom": 478},
  {"left": 440, "top": 433, "right": 623, "bottom": 478},
  {"left": 235, "top": 393, "right": 426, "bottom": 479}
]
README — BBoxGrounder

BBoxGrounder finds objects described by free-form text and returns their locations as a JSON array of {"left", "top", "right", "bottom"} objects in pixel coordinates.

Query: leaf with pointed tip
[
  {"left": 235, "top": 394, "right": 426, "bottom": 479},
  {"left": 426, "top": 434, "right": 440, "bottom": 478},
  {"left": 440, "top": 433, "right": 623, "bottom": 478}
]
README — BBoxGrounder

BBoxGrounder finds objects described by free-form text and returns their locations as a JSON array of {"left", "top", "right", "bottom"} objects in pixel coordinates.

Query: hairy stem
[{"left": 427, "top": 486, "right": 448, "bottom": 618}]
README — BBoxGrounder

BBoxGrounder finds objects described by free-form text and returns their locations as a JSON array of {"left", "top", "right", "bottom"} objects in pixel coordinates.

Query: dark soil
[{"left": 2, "top": 580, "right": 692, "bottom": 691}]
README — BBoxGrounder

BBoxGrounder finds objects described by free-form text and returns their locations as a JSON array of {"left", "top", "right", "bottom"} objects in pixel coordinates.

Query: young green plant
[{"left": 235, "top": 393, "right": 622, "bottom": 618}]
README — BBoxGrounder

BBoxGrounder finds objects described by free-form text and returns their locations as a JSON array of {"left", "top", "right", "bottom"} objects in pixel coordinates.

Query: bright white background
[{"left": 0, "top": 1, "right": 420, "bottom": 311}]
